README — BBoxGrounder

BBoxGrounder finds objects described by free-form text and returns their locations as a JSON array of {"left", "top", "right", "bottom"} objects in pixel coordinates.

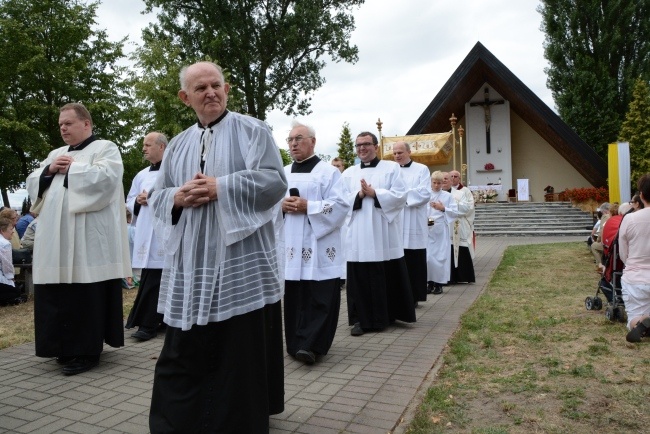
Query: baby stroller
[{"left": 584, "top": 221, "right": 626, "bottom": 323}]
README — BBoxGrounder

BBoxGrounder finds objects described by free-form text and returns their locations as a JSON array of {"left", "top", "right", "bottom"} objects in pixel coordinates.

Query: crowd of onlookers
[
  {"left": 589, "top": 175, "right": 650, "bottom": 343},
  {"left": 0, "top": 207, "right": 34, "bottom": 305}
]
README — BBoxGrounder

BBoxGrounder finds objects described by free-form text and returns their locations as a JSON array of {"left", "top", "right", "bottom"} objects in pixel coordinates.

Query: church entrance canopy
[{"left": 380, "top": 132, "right": 454, "bottom": 166}]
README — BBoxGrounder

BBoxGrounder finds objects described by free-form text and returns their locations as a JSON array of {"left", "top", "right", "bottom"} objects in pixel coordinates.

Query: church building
[{"left": 385, "top": 42, "right": 607, "bottom": 202}]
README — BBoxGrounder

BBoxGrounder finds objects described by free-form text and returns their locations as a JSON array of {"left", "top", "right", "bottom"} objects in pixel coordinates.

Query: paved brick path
[{"left": 0, "top": 237, "right": 583, "bottom": 433}]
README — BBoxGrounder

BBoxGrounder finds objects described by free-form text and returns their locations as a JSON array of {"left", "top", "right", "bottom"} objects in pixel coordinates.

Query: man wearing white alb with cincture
[{"left": 147, "top": 61, "right": 287, "bottom": 433}]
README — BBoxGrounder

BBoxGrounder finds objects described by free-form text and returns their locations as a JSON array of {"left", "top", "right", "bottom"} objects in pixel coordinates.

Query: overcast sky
[
  {"left": 93, "top": 0, "right": 552, "bottom": 158},
  {"left": 10, "top": 0, "right": 551, "bottom": 207}
]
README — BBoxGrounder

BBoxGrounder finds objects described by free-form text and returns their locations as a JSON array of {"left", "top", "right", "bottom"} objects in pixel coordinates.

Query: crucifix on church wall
[{"left": 470, "top": 87, "right": 504, "bottom": 154}]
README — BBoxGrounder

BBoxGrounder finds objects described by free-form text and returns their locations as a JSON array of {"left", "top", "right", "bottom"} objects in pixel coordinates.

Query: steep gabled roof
[{"left": 407, "top": 42, "right": 607, "bottom": 187}]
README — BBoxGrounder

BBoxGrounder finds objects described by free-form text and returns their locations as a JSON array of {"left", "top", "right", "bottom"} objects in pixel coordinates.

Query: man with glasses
[
  {"left": 448, "top": 170, "right": 476, "bottom": 283},
  {"left": 392, "top": 141, "right": 432, "bottom": 304},
  {"left": 282, "top": 120, "right": 348, "bottom": 364},
  {"left": 337, "top": 132, "right": 415, "bottom": 336}
]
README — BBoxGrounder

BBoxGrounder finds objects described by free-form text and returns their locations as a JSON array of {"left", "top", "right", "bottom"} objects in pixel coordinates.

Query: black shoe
[
  {"left": 427, "top": 281, "right": 434, "bottom": 294},
  {"left": 351, "top": 322, "right": 365, "bottom": 336},
  {"left": 432, "top": 284, "right": 443, "bottom": 295},
  {"left": 626, "top": 317, "right": 650, "bottom": 343},
  {"left": 62, "top": 356, "right": 99, "bottom": 376},
  {"left": 295, "top": 349, "right": 316, "bottom": 364},
  {"left": 56, "top": 356, "right": 76, "bottom": 365},
  {"left": 131, "top": 327, "right": 157, "bottom": 341},
  {"left": 11, "top": 295, "right": 27, "bottom": 305}
]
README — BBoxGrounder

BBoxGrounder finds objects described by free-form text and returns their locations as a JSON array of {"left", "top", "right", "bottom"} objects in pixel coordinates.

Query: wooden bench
[{"left": 15, "top": 263, "right": 33, "bottom": 295}]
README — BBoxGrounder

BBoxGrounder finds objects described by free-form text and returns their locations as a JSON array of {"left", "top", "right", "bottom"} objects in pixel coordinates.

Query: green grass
[{"left": 406, "top": 242, "right": 650, "bottom": 433}]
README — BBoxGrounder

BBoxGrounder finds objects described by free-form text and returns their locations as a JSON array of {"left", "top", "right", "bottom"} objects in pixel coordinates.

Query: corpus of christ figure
[{"left": 469, "top": 87, "right": 504, "bottom": 154}]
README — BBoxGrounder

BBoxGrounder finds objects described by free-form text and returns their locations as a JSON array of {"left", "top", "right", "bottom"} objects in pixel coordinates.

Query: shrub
[{"left": 563, "top": 187, "right": 609, "bottom": 203}]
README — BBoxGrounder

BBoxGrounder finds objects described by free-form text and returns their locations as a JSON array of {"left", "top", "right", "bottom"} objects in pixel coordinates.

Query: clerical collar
[
  {"left": 293, "top": 153, "right": 317, "bottom": 164},
  {"left": 360, "top": 157, "right": 380, "bottom": 169},
  {"left": 67, "top": 134, "right": 96, "bottom": 152},
  {"left": 291, "top": 154, "right": 320, "bottom": 173},
  {"left": 196, "top": 109, "right": 229, "bottom": 129},
  {"left": 453, "top": 183, "right": 465, "bottom": 190},
  {"left": 400, "top": 160, "right": 413, "bottom": 168},
  {"left": 149, "top": 161, "right": 162, "bottom": 171}
]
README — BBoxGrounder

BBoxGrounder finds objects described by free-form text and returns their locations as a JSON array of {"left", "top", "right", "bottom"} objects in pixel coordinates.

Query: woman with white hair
[{"left": 426, "top": 171, "right": 458, "bottom": 294}]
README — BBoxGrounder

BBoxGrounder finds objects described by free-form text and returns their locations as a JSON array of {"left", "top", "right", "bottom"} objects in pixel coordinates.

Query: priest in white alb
[
  {"left": 426, "top": 171, "right": 458, "bottom": 294},
  {"left": 392, "top": 141, "right": 432, "bottom": 303},
  {"left": 282, "top": 120, "right": 349, "bottom": 365},
  {"left": 338, "top": 131, "right": 415, "bottom": 336},
  {"left": 124, "top": 131, "right": 168, "bottom": 341},
  {"left": 26, "top": 103, "right": 130, "bottom": 376}
]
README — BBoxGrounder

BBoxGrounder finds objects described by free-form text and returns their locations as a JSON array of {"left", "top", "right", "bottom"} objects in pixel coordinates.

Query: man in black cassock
[
  {"left": 26, "top": 103, "right": 130, "bottom": 375},
  {"left": 148, "top": 62, "right": 287, "bottom": 433},
  {"left": 282, "top": 120, "right": 348, "bottom": 364}
]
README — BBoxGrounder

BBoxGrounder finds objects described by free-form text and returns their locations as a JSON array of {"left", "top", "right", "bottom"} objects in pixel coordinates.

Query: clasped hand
[
  {"left": 174, "top": 173, "right": 218, "bottom": 208},
  {"left": 49, "top": 156, "right": 74, "bottom": 175},
  {"left": 358, "top": 179, "right": 375, "bottom": 199},
  {"left": 282, "top": 197, "right": 305, "bottom": 214}
]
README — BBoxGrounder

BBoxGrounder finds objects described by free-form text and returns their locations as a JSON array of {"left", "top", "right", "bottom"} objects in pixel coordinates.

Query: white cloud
[{"left": 94, "top": 0, "right": 552, "bottom": 160}]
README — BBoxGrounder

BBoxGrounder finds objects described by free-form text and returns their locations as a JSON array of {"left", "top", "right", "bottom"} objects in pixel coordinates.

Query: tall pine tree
[
  {"left": 335, "top": 122, "right": 355, "bottom": 168},
  {"left": 539, "top": 0, "right": 650, "bottom": 159},
  {"left": 618, "top": 78, "right": 650, "bottom": 190}
]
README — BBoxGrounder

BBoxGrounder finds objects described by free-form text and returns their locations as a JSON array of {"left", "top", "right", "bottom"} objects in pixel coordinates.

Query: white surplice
[
  {"left": 284, "top": 161, "right": 349, "bottom": 281},
  {"left": 450, "top": 185, "right": 476, "bottom": 263},
  {"left": 26, "top": 140, "right": 131, "bottom": 284},
  {"left": 126, "top": 167, "right": 164, "bottom": 269},
  {"left": 149, "top": 112, "right": 287, "bottom": 330},
  {"left": 426, "top": 189, "right": 457, "bottom": 283},
  {"left": 399, "top": 161, "right": 432, "bottom": 250},
  {"left": 337, "top": 160, "right": 407, "bottom": 262}
]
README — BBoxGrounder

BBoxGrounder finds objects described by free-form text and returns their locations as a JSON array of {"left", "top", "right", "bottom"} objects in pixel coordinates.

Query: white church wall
[
  {"left": 510, "top": 112, "right": 592, "bottom": 201},
  {"left": 465, "top": 85, "right": 512, "bottom": 201}
]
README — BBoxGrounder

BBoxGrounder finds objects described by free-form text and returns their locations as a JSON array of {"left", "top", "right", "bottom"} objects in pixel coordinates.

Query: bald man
[
  {"left": 393, "top": 141, "right": 432, "bottom": 303},
  {"left": 125, "top": 132, "right": 168, "bottom": 341}
]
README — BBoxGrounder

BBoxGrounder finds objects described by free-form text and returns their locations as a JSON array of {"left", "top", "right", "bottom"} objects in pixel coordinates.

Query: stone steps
[{"left": 474, "top": 201, "right": 594, "bottom": 237}]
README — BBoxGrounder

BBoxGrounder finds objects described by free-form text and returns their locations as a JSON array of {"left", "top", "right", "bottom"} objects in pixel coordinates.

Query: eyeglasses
[
  {"left": 285, "top": 135, "right": 313, "bottom": 144},
  {"left": 355, "top": 142, "right": 375, "bottom": 148},
  {"left": 450, "top": 175, "right": 460, "bottom": 178}
]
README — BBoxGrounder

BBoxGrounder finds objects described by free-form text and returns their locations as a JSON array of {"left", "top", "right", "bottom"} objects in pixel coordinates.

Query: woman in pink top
[{"left": 619, "top": 174, "right": 650, "bottom": 342}]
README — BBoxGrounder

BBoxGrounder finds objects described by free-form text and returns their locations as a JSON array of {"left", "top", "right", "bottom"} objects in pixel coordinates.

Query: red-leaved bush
[{"left": 563, "top": 187, "right": 609, "bottom": 203}]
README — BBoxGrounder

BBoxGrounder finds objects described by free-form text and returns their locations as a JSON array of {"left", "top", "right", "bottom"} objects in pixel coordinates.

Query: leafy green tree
[
  {"left": 539, "top": 0, "right": 650, "bottom": 159},
  {"left": 335, "top": 122, "right": 355, "bottom": 168},
  {"left": 140, "top": 0, "right": 364, "bottom": 121},
  {"left": 618, "top": 78, "right": 650, "bottom": 189},
  {"left": 0, "top": 0, "right": 135, "bottom": 206},
  {"left": 279, "top": 148, "right": 291, "bottom": 166}
]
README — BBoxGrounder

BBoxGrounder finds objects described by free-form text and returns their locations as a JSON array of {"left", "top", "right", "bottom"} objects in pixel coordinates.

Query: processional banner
[
  {"left": 607, "top": 142, "right": 630, "bottom": 204},
  {"left": 380, "top": 132, "right": 454, "bottom": 166}
]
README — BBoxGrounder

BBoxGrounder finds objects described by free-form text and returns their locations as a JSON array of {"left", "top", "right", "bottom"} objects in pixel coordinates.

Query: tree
[
  {"left": 539, "top": 0, "right": 650, "bottom": 159},
  {"left": 618, "top": 78, "right": 650, "bottom": 189},
  {"left": 140, "top": 0, "right": 365, "bottom": 121},
  {"left": 335, "top": 122, "right": 355, "bottom": 168},
  {"left": 279, "top": 148, "right": 292, "bottom": 166},
  {"left": 0, "top": 0, "right": 136, "bottom": 206}
]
